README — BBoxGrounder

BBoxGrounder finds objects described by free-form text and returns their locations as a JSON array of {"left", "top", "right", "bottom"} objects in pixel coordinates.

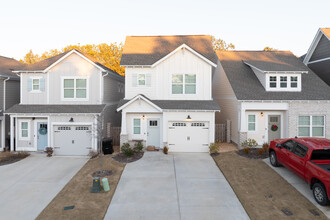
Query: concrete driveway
[
  {"left": 105, "top": 152, "right": 249, "bottom": 220},
  {"left": 0, "top": 153, "right": 88, "bottom": 220},
  {"left": 264, "top": 159, "right": 330, "bottom": 218}
]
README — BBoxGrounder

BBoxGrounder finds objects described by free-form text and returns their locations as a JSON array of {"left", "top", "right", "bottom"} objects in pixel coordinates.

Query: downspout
[
  {"left": 2, "top": 77, "right": 10, "bottom": 150},
  {"left": 3, "top": 77, "right": 10, "bottom": 111}
]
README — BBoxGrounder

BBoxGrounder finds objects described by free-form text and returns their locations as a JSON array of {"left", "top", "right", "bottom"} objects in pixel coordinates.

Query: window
[
  {"left": 298, "top": 116, "right": 325, "bottom": 137},
  {"left": 291, "top": 76, "right": 298, "bottom": 88},
  {"left": 280, "top": 76, "right": 287, "bottom": 88},
  {"left": 283, "top": 140, "right": 296, "bottom": 152},
  {"left": 293, "top": 143, "right": 308, "bottom": 158},
  {"left": 138, "top": 74, "right": 146, "bottom": 86},
  {"left": 133, "top": 119, "right": 141, "bottom": 134},
  {"left": 269, "top": 76, "right": 277, "bottom": 88},
  {"left": 63, "top": 78, "right": 87, "bottom": 99},
  {"left": 191, "top": 122, "right": 205, "bottom": 127},
  {"left": 172, "top": 74, "right": 196, "bottom": 94},
  {"left": 58, "top": 126, "right": 71, "bottom": 130},
  {"left": 172, "top": 122, "right": 186, "bottom": 127},
  {"left": 32, "top": 79, "right": 40, "bottom": 91},
  {"left": 248, "top": 115, "right": 256, "bottom": 131},
  {"left": 19, "top": 121, "right": 30, "bottom": 139}
]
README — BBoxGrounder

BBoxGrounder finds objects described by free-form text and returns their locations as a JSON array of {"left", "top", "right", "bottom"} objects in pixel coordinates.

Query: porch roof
[{"left": 5, "top": 104, "right": 106, "bottom": 114}]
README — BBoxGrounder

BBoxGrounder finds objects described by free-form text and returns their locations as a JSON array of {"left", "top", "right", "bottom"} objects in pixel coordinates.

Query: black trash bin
[{"left": 102, "top": 138, "right": 113, "bottom": 154}]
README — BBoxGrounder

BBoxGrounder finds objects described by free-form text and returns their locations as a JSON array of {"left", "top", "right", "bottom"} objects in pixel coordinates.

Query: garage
[
  {"left": 53, "top": 125, "right": 92, "bottom": 156},
  {"left": 168, "top": 121, "right": 209, "bottom": 152}
]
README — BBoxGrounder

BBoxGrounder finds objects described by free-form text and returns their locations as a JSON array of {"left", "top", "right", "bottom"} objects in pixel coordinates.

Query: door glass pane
[
  {"left": 185, "top": 84, "right": 196, "bottom": 94},
  {"left": 64, "top": 89, "right": 74, "bottom": 98},
  {"left": 76, "top": 79, "right": 86, "bottom": 88},
  {"left": 185, "top": 74, "right": 196, "bottom": 83},
  {"left": 312, "top": 127, "right": 324, "bottom": 137},
  {"left": 298, "top": 127, "right": 310, "bottom": 136},
  {"left": 312, "top": 116, "right": 324, "bottom": 126},
  {"left": 64, "top": 79, "right": 74, "bottom": 88},
  {"left": 172, "top": 74, "right": 183, "bottom": 83},
  {"left": 76, "top": 89, "right": 86, "bottom": 98},
  {"left": 298, "top": 116, "right": 310, "bottom": 125},
  {"left": 172, "top": 85, "right": 183, "bottom": 94}
]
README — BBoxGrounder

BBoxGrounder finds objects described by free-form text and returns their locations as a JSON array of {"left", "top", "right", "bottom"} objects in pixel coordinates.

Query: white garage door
[
  {"left": 53, "top": 125, "right": 92, "bottom": 156},
  {"left": 168, "top": 122, "right": 209, "bottom": 152}
]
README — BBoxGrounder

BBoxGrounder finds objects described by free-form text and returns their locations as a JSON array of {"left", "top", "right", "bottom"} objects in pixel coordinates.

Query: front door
[
  {"left": 268, "top": 115, "right": 281, "bottom": 142},
  {"left": 147, "top": 119, "right": 160, "bottom": 148},
  {"left": 37, "top": 122, "right": 48, "bottom": 151}
]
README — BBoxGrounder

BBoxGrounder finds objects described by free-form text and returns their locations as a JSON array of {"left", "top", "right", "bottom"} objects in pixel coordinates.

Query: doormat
[
  {"left": 64, "top": 206, "right": 75, "bottom": 210},
  {"left": 281, "top": 209, "right": 293, "bottom": 216}
]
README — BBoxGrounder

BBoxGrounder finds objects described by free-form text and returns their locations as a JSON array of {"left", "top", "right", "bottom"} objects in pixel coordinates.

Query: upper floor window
[
  {"left": 63, "top": 77, "right": 88, "bottom": 100},
  {"left": 33, "top": 79, "right": 40, "bottom": 91},
  {"left": 28, "top": 77, "right": 45, "bottom": 92},
  {"left": 266, "top": 74, "right": 301, "bottom": 91},
  {"left": 138, "top": 74, "right": 146, "bottom": 86},
  {"left": 172, "top": 74, "right": 196, "bottom": 94}
]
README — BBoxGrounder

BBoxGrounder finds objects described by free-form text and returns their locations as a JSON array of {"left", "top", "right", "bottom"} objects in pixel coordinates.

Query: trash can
[{"left": 102, "top": 138, "right": 113, "bottom": 154}]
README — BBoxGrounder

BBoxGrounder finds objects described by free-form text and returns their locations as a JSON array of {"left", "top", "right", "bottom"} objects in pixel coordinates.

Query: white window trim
[
  {"left": 19, "top": 120, "right": 30, "bottom": 140},
  {"left": 133, "top": 118, "right": 141, "bottom": 135},
  {"left": 265, "top": 73, "right": 301, "bottom": 91},
  {"left": 137, "top": 73, "right": 146, "bottom": 86},
  {"left": 61, "top": 76, "right": 89, "bottom": 101},
  {"left": 247, "top": 114, "right": 257, "bottom": 132},
  {"left": 170, "top": 73, "right": 197, "bottom": 95},
  {"left": 30, "top": 77, "right": 41, "bottom": 93},
  {"left": 297, "top": 115, "right": 325, "bottom": 138}
]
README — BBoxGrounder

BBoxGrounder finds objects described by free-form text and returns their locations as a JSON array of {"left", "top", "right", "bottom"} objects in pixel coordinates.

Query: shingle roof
[
  {"left": 217, "top": 51, "right": 330, "bottom": 100},
  {"left": 120, "top": 35, "right": 218, "bottom": 66},
  {"left": 321, "top": 28, "right": 330, "bottom": 39},
  {"left": 0, "top": 56, "right": 26, "bottom": 78},
  {"left": 6, "top": 104, "right": 106, "bottom": 114},
  {"left": 117, "top": 96, "right": 220, "bottom": 111}
]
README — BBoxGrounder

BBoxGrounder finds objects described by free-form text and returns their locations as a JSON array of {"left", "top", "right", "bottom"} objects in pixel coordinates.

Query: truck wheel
[
  {"left": 270, "top": 151, "right": 280, "bottom": 167},
  {"left": 313, "top": 183, "right": 329, "bottom": 206}
]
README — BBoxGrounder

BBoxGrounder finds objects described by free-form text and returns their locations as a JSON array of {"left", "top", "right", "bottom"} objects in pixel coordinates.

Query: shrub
[
  {"left": 45, "top": 147, "right": 53, "bottom": 157},
  {"left": 134, "top": 141, "right": 143, "bottom": 152},
  {"left": 209, "top": 143, "right": 220, "bottom": 154},
  {"left": 243, "top": 147, "right": 250, "bottom": 154},
  {"left": 241, "top": 138, "right": 258, "bottom": 149},
  {"left": 89, "top": 150, "right": 99, "bottom": 159},
  {"left": 121, "top": 143, "right": 134, "bottom": 157},
  {"left": 262, "top": 143, "right": 269, "bottom": 152},
  {"left": 257, "top": 148, "right": 264, "bottom": 155},
  {"left": 163, "top": 146, "right": 169, "bottom": 154}
]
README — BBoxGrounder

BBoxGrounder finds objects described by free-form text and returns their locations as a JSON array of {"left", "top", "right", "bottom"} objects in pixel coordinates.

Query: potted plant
[{"left": 45, "top": 147, "right": 54, "bottom": 157}]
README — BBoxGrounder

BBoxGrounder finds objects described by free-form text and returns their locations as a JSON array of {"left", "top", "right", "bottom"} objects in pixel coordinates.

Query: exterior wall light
[
  {"left": 186, "top": 115, "right": 192, "bottom": 121},
  {"left": 142, "top": 115, "right": 145, "bottom": 120},
  {"left": 69, "top": 117, "right": 74, "bottom": 122},
  {"left": 260, "top": 112, "right": 264, "bottom": 117}
]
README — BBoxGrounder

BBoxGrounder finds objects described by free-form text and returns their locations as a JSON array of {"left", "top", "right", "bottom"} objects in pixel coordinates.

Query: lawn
[
  {"left": 213, "top": 145, "right": 327, "bottom": 220},
  {"left": 36, "top": 152, "right": 125, "bottom": 220}
]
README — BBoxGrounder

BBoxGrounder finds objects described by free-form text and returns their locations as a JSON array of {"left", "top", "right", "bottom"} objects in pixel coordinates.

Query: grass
[
  {"left": 36, "top": 152, "right": 125, "bottom": 220},
  {"left": 212, "top": 149, "right": 328, "bottom": 220}
]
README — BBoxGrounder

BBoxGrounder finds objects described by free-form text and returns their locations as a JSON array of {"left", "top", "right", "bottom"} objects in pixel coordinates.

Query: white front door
[
  {"left": 268, "top": 115, "right": 281, "bottom": 142},
  {"left": 146, "top": 119, "right": 160, "bottom": 148},
  {"left": 168, "top": 122, "right": 209, "bottom": 152}
]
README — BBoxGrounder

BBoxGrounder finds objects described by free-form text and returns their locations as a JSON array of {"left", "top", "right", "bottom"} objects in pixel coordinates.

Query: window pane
[
  {"left": 298, "top": 127, "right": 310, "bottom": 136},
  {"left": 33, "top": 85, "right": 39, "bottom": 90},
  {"left": 312, "top": 116, "right": 324, "bottom": 126},
  {"left": 22, "top": 130, "right": 28, "bottom": 137},
  {"left": 280, "top": 76, "right": 287, "bottom": 81},
  {"left": 270, "top": 82, "right": 276, "bottom": 88},
  {"left": 21, "top": 122, "right": 28, "bottom": 129},
  {"left": 299, "top": 116, "right": 310, "bottom": 126},
  {"left": 291, "top": 76, "right": 297, "bottom": 82},
  {"left": 138, "top": 80, "right": 145, "bottom": 85},
  {"left": 248, "top": 115, "right": 255, "bottom": 122},
  {"left": 76, "top": 79, "right": 86, "bottom": 88},
  {"left": 280, "top": 83, "right": 287, "bottom": 88},
  {"left": 185, "top": 85, "right": 196, "bottom": 94},
  {"left": 33, "top": 79, "right": 39, "bottom": 85},
  {"left": 64, "top": 79, "right": 74, "bottom": 88},
  {"left": 138, "top": 74, "right": 145, "bottom": 80},
  {"left": 172, "top": 74, "right": 183, "bottom": 83},
  {"left": 134, "top": 119, "right": 140, "bottom": 126},
  {"left": 291, "top": 82, "right": 297, "bottom": 88},
  {"left": 248, "top": 123, "right": 255, "bottom": 131},
  {"left": 64, "top": 89, "right": 74, "bottom": 98},
  {"left": 172, "top": 85, "right": 183, "bottom": 94},
  {"left": 270, "top": 76, "right": 276, "bottom": 81},
  {"left": 134, "top": 127, "right": 140, "bottom": 134},
  {"left": 76, "top": 89, "right": 86, "bottom": 98},
  {"left": 185, "top": 74, "right": 196, "bottom": 83},
  {"left": 312, "top": 127, "right": 324, "bottom": 137}
]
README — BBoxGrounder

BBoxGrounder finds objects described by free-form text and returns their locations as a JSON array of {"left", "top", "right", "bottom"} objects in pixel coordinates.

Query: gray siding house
[
  {"left": 0, "top": 56, "right": 25, "bottom": 151},
  {"left": 303, "top": 28, "right": 330, "bottom": 86},
  {"left": 213, "top": 51, "right": 330, "bottom": 147},
  {"left": 6, "top": 50, "right": 124, "bottom": 155}
]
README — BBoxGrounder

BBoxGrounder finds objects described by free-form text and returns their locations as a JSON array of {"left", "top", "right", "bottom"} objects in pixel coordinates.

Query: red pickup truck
[{"left": 269, "top": 137, "right": 330, "bottom": 206}]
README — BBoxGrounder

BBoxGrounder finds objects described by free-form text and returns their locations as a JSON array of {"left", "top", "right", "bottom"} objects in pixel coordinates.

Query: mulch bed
[
  {"left": 91, "top": 170, "right": 113, "bottom": 177},
  {"left": 0, "top": 152, "right": 30, "bottom": 166},
  {"left": 112, "top": 152, "right": 144, "bottom": 163},
  {"left": 236, "top": 148, "right": 269, "bottom": 159}
]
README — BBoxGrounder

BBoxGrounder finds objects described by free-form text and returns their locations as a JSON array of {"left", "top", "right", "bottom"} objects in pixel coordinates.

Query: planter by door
[
  {"left": 146, "top": 119, "right": 160, "bottom": 148},
  {"left": 37, "top": 122, "right": 48, "bottom": 151},
  {"left": 268, "top": 115, "right": 281, "bottom": 142}
]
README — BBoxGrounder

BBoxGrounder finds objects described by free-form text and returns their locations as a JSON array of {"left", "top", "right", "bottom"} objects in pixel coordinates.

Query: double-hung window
[
  {"left": 133, "top": 119, "right": 141, "bottom": 134},
  {"left": 280, "top": 76, "right": 287, "bottom": 88},
  {"left": 269, "top": 76, "right": 277, "bottom": 88},
  {"left": 32, "top": 79, "right": 40, "bottom": 91},
  {"left": 248, "top": 115, "right": 256, "bottom": 131},
  {"left": 63, "top": 78, "right": 87, "bottom": 99},
  {"left": 291, "top": 76, "right": 298, "bottom": 88},
  {"left": 298, "top": 116, "right": 325, "bottom": 137},
  {"left": 172, "top": 74, "right": 196, "bottom": 94},
  {"left": 137, "top": 74, "right": 146, "bottom": 86}
]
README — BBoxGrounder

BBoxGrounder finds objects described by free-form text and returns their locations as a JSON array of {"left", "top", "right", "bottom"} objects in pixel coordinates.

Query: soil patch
[
  {"left": 112, "top": 152, "right": 144, "bottom": 163},
  {"left": 236, "top": 148, "right": 269, "bottom": 159},
  {"left": 212, "top": 151, "right": 327, "bottom": 220},
  {"left": 0, "top": 152, "right": 30, "bottom": 166},
  {"left": 92, "top": 170, "right": 113, "bottom": 178},
  {"left": 36, "top": 154, "right": 125, "bottom": 220}
]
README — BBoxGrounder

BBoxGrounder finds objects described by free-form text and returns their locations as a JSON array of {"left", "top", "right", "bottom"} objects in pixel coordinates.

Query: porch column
[
  {"left": 10, "top": 116, "right": 14, "bottom": 151},
  {"left": 1, "top": 116, "right": 5, "bottom": 150},
  {"left": 121, "top": 111, "right": 127, "bottom": 134}
]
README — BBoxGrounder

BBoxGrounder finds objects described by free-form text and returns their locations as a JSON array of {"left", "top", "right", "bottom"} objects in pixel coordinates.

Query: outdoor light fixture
[
  {"left": 186, "top": 115, "right": 192, "bottom": 121},
  {"left": 260, "top": 112, "right": 264, "bottom": 117},
  {"left": 69, "top": 117, "right": 74, "bottom": 122},
  {"left": 142, "top": 115, "right": 145, "bottom": 120}
]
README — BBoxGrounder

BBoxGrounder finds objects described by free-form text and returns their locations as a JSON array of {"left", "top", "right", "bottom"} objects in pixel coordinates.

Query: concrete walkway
[
  {"left": 105, "top": 152, "right": 249, "bottom": 220},
  {"left": 0, "top": 153, "right": 88, "bottom": 220},
  {"left": 264, "top": 159, "right": 330, "bottom": 218}
]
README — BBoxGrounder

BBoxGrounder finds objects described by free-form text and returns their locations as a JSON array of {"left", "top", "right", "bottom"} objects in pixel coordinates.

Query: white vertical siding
[{"left": 21, "top": 73, "right": 47, "bottom": 104}]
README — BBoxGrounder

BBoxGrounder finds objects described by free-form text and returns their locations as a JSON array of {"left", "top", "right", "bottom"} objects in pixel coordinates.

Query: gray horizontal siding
[{"left": 310, "top": 35, "right": 330, "bottom": 62}]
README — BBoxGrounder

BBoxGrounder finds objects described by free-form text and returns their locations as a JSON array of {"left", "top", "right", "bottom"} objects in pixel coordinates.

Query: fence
[
  {"left": 215, "top": 123, "right": 226, "bottom": 142},
  {"left": 107, "top": 124, "right": 121, "bottom": 146}
]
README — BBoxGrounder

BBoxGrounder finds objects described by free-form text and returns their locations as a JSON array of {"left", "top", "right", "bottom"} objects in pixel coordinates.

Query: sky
[{"left": 1, "top": 0, "right": 329, "bottom": 60}]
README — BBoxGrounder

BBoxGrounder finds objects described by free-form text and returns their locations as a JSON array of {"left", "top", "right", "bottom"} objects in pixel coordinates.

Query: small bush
[
  {"left": 163, "top": 146, "right": 169, "bottom": 154},
  {"left": 89, "top": 150, "right": 99, "bottom": 159},
  {"left": 209, "top": 143, "right": 220, "bottom": 154},
  {"left": 257, "top": 148, "right": 264, "bottom": 155},
  {"left": 243, "top": 147, "right": 250, "bottom": 154},
  {"left": 121, "top": 143, "right": 134, "bottom": 157},
  {"left": 134, "top": 141, "right": 143, "bottom": 152},
  {"left": 45, "top": 147, "right": 53, "bottom": 157},
  {"left": 262, "top": 143, "right": 269, "bottom": 152},
  {"left": 241, "top": 138, "right": 258, "bottom": 149}
]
